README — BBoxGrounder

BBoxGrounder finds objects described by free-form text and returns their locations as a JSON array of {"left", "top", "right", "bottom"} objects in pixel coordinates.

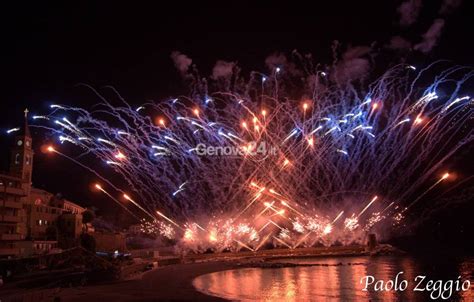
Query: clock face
[{"left": 17, "top": 140, "right": 23, "bottom": 146}]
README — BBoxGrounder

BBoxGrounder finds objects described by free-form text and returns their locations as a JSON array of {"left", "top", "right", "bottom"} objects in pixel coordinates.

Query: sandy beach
[
  {"left": 57, "top": 261, "right": 235, "bottom": 302},
  {"left": 0, "top": 261, "right": 234, "bottom": 302}
]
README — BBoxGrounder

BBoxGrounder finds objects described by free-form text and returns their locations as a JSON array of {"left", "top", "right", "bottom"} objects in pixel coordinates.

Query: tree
[
  {"left": 82, "top": 210, "right": 95, "bottom": 233},
  {"left": 80, "top": 233, "right": 96, "bottom": 252},
  {"left": 55, "top": 216, "right": 71, "bottom": 249}
]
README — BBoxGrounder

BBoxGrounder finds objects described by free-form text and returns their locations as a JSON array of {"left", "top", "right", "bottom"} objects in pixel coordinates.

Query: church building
[{"left": 0, "top": 110, "right": 86, "bottom": 258}]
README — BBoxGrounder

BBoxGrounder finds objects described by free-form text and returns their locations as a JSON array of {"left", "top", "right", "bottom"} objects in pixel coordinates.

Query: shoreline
[{"left": 2, "top": 246, "right": 395, "bottom": 301}]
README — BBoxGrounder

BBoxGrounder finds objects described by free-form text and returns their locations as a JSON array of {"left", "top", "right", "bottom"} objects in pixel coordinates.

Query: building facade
[
  {"left": 0, "top": 174, "right": 27, "bottom": 257},
  {"left": 0, "top": 111, "right": 87, "bottom": 258}
]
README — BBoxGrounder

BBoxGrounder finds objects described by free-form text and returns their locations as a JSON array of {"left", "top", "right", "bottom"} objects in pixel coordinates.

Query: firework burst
[{"left": 27, "top": 60, "right": 473, "bottom": 252}]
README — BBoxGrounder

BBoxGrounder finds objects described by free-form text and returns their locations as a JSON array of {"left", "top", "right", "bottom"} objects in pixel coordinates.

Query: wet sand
[{"left": 57, "top": 261, "right": 234, "bottom": 302}]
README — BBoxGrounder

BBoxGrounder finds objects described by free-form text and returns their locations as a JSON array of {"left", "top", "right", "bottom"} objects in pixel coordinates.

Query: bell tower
[{"left": 10, "top": 109, "right": 34, "bottom": 186}]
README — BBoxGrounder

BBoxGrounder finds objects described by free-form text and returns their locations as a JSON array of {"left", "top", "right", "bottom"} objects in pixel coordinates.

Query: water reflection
[{"left": 193, "top": 256, "right": 473, "bottom": 301}]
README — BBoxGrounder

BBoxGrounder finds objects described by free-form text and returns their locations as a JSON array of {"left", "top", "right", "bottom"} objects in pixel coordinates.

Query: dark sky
[
  {"left": 1, "top": 1, "right": 472, "bottom": 113},
  {"left": 0, "top": 1, "right": 472, "bottom": 227}
]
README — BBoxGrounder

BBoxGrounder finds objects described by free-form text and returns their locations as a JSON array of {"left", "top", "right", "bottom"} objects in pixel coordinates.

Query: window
[
  {"left": 15, "top": 153, "right": 20, "bottom": 164},
  {"left": 37, "top": 220, "right": 42, "bottom": 226},
  {"left": 26, "top": 156, "right": 30, "bottom": 165}
]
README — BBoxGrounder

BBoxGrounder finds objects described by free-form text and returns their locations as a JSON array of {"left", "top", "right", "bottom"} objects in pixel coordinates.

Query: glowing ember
[
  {"left": 344, "top": 215, "right": 359, "bottom": 231},
  {"left": 323, "top": 224, "right": 332, "bottom": 235}
]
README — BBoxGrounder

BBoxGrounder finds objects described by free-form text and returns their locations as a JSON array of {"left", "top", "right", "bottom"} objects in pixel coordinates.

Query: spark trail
[{"left": 21, "top": 61, "right": 473, "bottom": 252}]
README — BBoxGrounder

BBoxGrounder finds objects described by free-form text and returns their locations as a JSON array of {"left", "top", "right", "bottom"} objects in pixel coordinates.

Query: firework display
[{"left": 30, "top": 62, "right": 472, "bottom": 253}]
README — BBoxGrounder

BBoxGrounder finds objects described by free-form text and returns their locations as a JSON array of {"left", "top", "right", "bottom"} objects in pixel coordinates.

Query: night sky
[{"left": 0, "top": 1, "right": 472, "bottom": 237}]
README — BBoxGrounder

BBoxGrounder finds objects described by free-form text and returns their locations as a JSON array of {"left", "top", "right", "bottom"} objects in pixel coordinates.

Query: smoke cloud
[
  {"left": 265, "top": 52, "right": 287, "bottom": 69},
  {"left": 170, "top": 51, "right": 192, "bottom": 75},
  {"left": 387, "top": 36, "right": 412, "bottom": 50},
  {"left": 439, "top": 0, "right": 463, "bottom": 15},
  {"left": 264, "top": 52, "right": 302, "bottom": 76},
  {"left": 414, "top": 19, "right": 445, "bottom": 53},
  {"left": 332, "top": 46, "right": 371, "bottom": 83},
  {"left": 397, "top": 0, "right": 423, "bottom": 26},
  {"left": 211, "top": 60, "right": 235, "bottom": 80}
]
